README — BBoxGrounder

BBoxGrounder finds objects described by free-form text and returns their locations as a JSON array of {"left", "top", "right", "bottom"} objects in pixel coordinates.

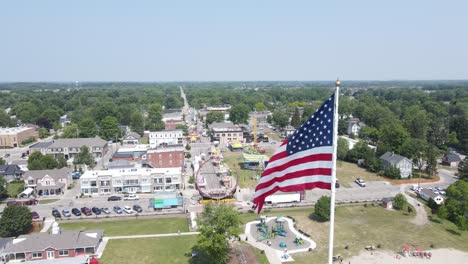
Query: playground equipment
[
  {"left": 273, "top": 217, "right": 287, "bottom": 237},
  {"left": 294, "top": 237, "right": 304, "bottom": 246},
  {"left": 256, "top": 216, "right": 271, "bottom": 241}
]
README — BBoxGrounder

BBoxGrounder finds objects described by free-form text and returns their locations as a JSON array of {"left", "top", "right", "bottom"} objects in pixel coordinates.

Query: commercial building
[
  {"left": 209, "top": 122, "right": 244, "bottom": 146},
  {"left": 45, "top": 137, "right": 108, "bottom": 160},
  {"left": 146, "top": 145, "right": 185, "bottom": 171},
  {"left": 0, "top": 127, "right": 38, "bottom": 148},
  {"left": 148, "top": 130, "right": 184, "bottom": 148},
  {"left": 80, "top": 166, "right": 182, "bottom": 195}
]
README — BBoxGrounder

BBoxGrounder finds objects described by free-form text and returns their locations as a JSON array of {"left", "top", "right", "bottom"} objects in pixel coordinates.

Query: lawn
[
  {"left": 239, "top": 205, "right": 468, "bottom": 263},
  {"left": 59, "top": 217, "right": 189, "bottom": 236},
  {"left": 39, "top": 199, "right": 60, "bottom": 204},
  {"left": 336, "top": 161, "right": 381, "bottom": 187},
  {"left": 100, "top": 236, "right": 197, "bottom": 264},
  {"left": 222, "top": 151, "right": 259, "bottom": 189},
  {"left": 7, "top": 181, "right": 24, "bottom": 198}
]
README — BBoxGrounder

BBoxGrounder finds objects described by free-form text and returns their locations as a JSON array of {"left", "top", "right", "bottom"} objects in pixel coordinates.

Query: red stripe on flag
[
  {"left": 262, "top": 153, "right": 332, "bottom": 177},
  {"left": 255, "top": 168, "right": 332, "bottom": 191}
]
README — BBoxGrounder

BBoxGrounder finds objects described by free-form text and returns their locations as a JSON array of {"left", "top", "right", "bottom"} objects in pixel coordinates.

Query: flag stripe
[
  {"left": 266, "top": 146, "right": 333, "bottom": 170},
  {"left": 262, "top": 153, "right": 332, "bottom": 179},
  {"left": 254, "top": 167, "right": 332, "bottom": 192}
]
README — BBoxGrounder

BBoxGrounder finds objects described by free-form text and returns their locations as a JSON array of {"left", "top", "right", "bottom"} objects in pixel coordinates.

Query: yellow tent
[{"left": 190, "top": 137, "right": 197, "bottom": 142}]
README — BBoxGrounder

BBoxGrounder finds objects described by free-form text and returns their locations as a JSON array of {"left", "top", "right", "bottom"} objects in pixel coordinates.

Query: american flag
[{"left": 253, "top": 93, "right": 336, "bottom": 213}]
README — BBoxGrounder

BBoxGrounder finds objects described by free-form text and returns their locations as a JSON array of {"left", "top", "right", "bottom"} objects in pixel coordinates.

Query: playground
[{"left": 245, "top": 216, "right": 316, "bottom": 262}]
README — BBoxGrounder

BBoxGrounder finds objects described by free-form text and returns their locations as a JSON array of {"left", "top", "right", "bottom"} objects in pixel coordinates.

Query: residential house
[
  {"left": 45, "top": 137, "right": 108, "bottom": 160},
  {"left": 59, "top": 115, "right": 71, "bottom": 127},
  {"left": 3, "top": 222, "right": 102, "bottom": 262},
  {"left": 148, "top": 130, "right": 184, "bottom": 148},
  {"left": 347, "top": 118, "right": 365, "bottom": 137},
  {"left": 0, "top": 165, "right": 23, "bottom": 182},
  {"left": 80, "top": 166, "right": 182, "bottom": 195},
  {"left": 122, "top": 132, "right": 141, "bottom": 146},
  {"left": 419, "top": 189, "right": 444, "bottom": 205},
  {"left": 0, "top": 126, "right": 38, "bottom": 148},
  {"left": 146, "top": 145, "right": 185, "bottom": 171},
  {"left": 10, "top": 159, "right": 28, "bottom": 172},
  {"left": 209, "top": 122, "right": 244, "bottom": 146},
  {"left": 380, "top": 152, "right": 413, "bottom": 179},
  {"left": 29, "top": 141, "right": 53, "bottom": 155},
  {"left": 23, "top": 167, "right": 72, "bottom": 196},
  {"left": 441, "top": 152, "right": 463, "bottom": 167}
]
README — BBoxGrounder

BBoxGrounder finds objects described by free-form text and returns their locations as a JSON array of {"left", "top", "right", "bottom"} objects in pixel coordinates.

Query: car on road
[
  {"left": 100, "top": 207, "right": 111, "bottom": 214},
  {"left": 52, "top": 209, "right": 61, "bottom": 218},
  {"left": 107, "top": 196, "right": 122, "bottom": 201},
  {"left": 81, "top": 207, "right": 92, "bottom": 216},
  {"left": 62, "top": 209, "right": 72, "bottom": 217},
  {"left": 71, "top": 208, "right": 81, "bottom": 216},
  {"left": 31, "top": 211, "right": 40, "bottom": 219},
  {"left": 133, "top": 205, "right": 143, "bottom": 213},
  {"left": 123, "top": 194, "right": 139, "bottom": 201},
  {"left": 355, "top": 178, "right": 366, "bottom": 187},
  {"left": 123, "top": 206, "right": 133, "bottom": 214},
  {"left": 91, "top": 207, "right": 101, "bottom": 215},
  {"left": 113, "top": 206, "right": 123, "bottom": 214}
]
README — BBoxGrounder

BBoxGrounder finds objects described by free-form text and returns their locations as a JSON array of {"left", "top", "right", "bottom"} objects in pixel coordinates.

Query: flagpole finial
[{"left": 335, "top": 78, "right": 341, "bottom": 87}]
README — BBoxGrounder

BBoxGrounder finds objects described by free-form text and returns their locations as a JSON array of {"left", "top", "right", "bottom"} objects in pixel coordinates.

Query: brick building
[
  {"left": 0, "top": 127, "right": 38, "bottom": 148},
  {"left": 146, "top": 145, "right": 185, "bottom": 171}
]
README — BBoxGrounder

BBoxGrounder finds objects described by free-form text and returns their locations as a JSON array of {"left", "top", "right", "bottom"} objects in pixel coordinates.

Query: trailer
[{"left": 265, "top": 192, "right": 301, "bottom": 204}]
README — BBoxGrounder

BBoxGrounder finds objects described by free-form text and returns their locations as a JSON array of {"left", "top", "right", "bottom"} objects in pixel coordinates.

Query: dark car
[
  {"left": 91, "top": 207, "right": 101, "bottom": 215},
  {"left": 81, "top": 207, "right": 92, "bottom": 216},
  {"left": 52, "top": 209, "right": 61, "bottom": 218},
  {"left": 71, "top": 208, "right": 81, "bottom": 216},
  {"left": 107, "top": 196, "right": 122, "bottom": 201},
  {"left": 31, "top": 211, "right": 40, "bottom": 219},
  {"left": 133, "top": 204, "right": 143, "bottom": 213}
]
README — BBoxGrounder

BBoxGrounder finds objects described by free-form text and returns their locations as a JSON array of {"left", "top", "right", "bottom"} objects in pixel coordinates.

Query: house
[
  {"left": 419, "top": 189, "right": 444, "bottom": 205},
  {"left": 0, "top": 165, "right": 23, "bottom": 182},
  {"left": 347, "top": 118, "right": 365, "bottom": 136},
  {"left": 441, "top": 152, "right": 463, "bottom": 167},
  {"left": 122, "top": 132, "right": 141, "bottom": 146},
  {"left": 148, "top": 130, "right": 184, "bottom": 148},
  {"left": 45, "top": 137, "right": 108, "bottom": 160},
  {"left": 382, "top": 197, "right": 394, "bottom": 209},
  {"left": 146, "top": 145, "right": 185, "bottom": 171},
  {"left": 0, "top": 126, "right": 38, "bottom": 148},
  {"left": 209, "top": 122, "right": 244, "bottom": 146},
  {"left": 2, "top": 222, "right": 103, "bottom": 262},
  {"left": 380, "top": 152, "right": 413, "bottom": 179},
  {"left": 10, "top": 159, "right": 28, "bottom": 172},
  {"left": 23, "top": 167, "right": 72, "bottom": 196},
  {"left": 80, "top": 166, "right": 182, "bottom": 195},
  {"left": 29, "top": 141, "right": 53, "bottom": 155},
  {"left": 0, "top": 237, "right": 13, "bottom": 260},
  {"left": 59, "top": 115, "right": 71, "bottom": 127}
]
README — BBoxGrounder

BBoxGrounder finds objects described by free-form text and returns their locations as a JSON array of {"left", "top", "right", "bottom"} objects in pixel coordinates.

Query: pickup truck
[
  {"left": 123, "top": 194, "right": 140, "bottom": 201},
  {"left": 355, "top": 178, "right": 366, "bottom": 187}
]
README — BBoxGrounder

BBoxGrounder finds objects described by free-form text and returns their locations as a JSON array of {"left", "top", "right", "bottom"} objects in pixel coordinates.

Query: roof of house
[
  {"left": 443, "top": 152, "right": 462, "bottom": 163},
  {"left": 209, "top": 122, "right": 243, "bottom": 132},
  {"left": 382, "top": 197, "right": 394, "bottom": 202},
  {"left": 29, "top": 141, "right": 53, "bottom": 149},
  {"left": 48, "top": 137, "right": 107, "bottom": 149},
  {"left": 23, "top": 167, "right": 71, "bottom": 182},
  {"left": 380, "top": 152, "right": 412, "bottom": 165},
  {"left": 0, "top": 237, "right": 13, "bottom": 252},
  {"left": 123, "top": 132, "right": 141, "bottom": 140},
  {"left": 0, "top": 165, "right": 22, "bottom": 176},
  {"left": 107, "top": 160, "right": 136, "bottom": 170},
  {"left": 420, "top": 189, "right": 443, "bottom": 199},
  {"left": 3, "top": 230, "right": 103, "bottom": 254},
  {"left": 10, "top": 159, "right": 28, "bottom": 166}
]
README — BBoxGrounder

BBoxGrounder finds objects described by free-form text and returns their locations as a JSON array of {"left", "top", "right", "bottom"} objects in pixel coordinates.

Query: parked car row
[{"left": 51, "top": 204, "right": 144, "bottom": 218}]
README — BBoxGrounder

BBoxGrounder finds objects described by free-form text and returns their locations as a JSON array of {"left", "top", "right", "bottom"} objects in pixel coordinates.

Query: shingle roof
[
  {"left": 23, "top": 167, "right": 71, "bottom": 182},
  {"left": 420, "top": 189, "right": 442, "bottom": 199},
  {"left": 380, "top": 152, "right": 412, "bottom": 166},
  {"left": 0, "top": 165, "right": 22, "bottom": 176},
  {"left": 48, "top": 137, "right": 107, "bottom": 149},
  {"left": 3, "top": 230, "right": 103, "bottom": 253},
  {"left": 443, "top": 153, "right": 462, "bottom": 163},
  {"left": 124, "top": 131, "right": 141, "bottom": 140},
  {"left": 29, "top": 141, "right": 53, "bottom": 149}
]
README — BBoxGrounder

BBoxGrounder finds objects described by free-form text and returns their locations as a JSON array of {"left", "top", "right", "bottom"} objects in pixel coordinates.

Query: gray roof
[
  {"left": 48, "top": 137, "right": 107, "bottom": 149},
  {"left": 0, "top": 238, "right": 13, "bottom": 253},
  {"left": 0, "top": 165, "right": 22, "bottom": 176},
  {"left": 107, "top": 160, "right": 136, "bottom": 169},
  {"left": 420, "top": 189, "right": 442, "bottom": 199},
  {"left": 380, "top": 152, "right": 412, "bottom": 166},
  {"left": 23, "top": 167, "right": 71, "bottom": 182},
  {"left": 3, "top": 230, "right": 103, "bottom": 254},
  {"left": 10, "top": 159, "right": 28, "bottom": 166},
  {"left": 443, "top": 153, "right": 462, "bottom": 163},
  {"left": 29, "top": 141, "right": 53, "bottom": 149},
  {"left": 124, "top": 131, "right": 141, "bottom": 140}
]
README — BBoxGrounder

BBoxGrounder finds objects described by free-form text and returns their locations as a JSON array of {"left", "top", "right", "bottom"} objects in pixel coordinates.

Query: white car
[
  {"left": 355, "top": 178, "right": 366, "bottom": 187},
  {"left": 123, "top": 194, "right": 140, "bottom": 201},
  {"left": 123, "top": 206, "right": 134, "bottom": 214}
]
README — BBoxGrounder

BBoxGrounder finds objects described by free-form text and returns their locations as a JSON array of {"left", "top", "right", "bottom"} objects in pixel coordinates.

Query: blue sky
[{"left": 0, "top": 0, "right": 467, "bottom": 81}]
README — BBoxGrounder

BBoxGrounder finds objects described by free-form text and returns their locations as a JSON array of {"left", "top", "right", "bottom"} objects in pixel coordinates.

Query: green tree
[
  {"left": 206, "top": 111, "right": 224, "bottom": 124},
  {"left": 28, "top": 152, "right": 44, "bottom": 170},
  {"left": 75, "top": 146, "right": 94, "bottom": 167},
  {"left": 0, "top": 177, "right": 7, "bottom": 198},
  {"left": 229, "top": 104, "right": 250, "bottom": 124},
  {"left": 57, "top": 154, "right": 68, "bottom": 168},
  {"left": 78, "top": 117, "right": 97, "bottom": 138},
  {"left": 176, "top": 124, "right": 189, "bottom": 136},
  {"left": 437, "top": 205, "right": 448, "bottom": 220},
  {"left": 400, "top": 138, "right": 427, "bottom": 171},
  {"left": 192, "top": 203, "right": 241, "bottom": 264},
  {"left": 458, "top": 157, "right": 468, "bottom": 181},
  {"left": 0, "top": 158, "right": 6, "bottom": 166},
  {"left": 425, "top": 144, "right": 439, "bottom": 177},
  {"left": 0, "top": 205, "right": 32, "bottom": 237},
  {"left": 147, "top": 104, "right": 164, "bottom": 130},
  {"left": 272, "top": 111, "right": 289, "bottom": 129},
  {"left": 338, "top": 119, "right": 348, "bottom": 135},
  {"left": 313, "top": 196, "right": 331, "bottom": 222},
  {"left": 393, "top": 193, "right": 408, "bottom": 211},
  {"left": 379, "top": 121, "right": 410, "bottom": 153},
  {"left": 39, "top": 128, "right": 49, "bottom": 139},
  {"left": 99, "top": 116, "right": 120, "bottom": 141},
  {"left": 41, "top": 155, "right": 59, "bottom": 169},
  {"left": 384, "top": 166, "right": 401, "bottom": 179},
  {"left": 290, "top": 107, "right": 301, "bottom": 128},
  {"left": 345, "top": 141, "right": 373, "bottom": 163},
  {"left": 359, "top": 126, "right": 380, "bottom": 144},
  {"left": 0, "top": 108, "right": 15, "bottom": 127},
  {"left": 254, "top": 102, "right": 266, "bottom": 111},
  {"left": 403, "top": 106, "right": 429, "bottom": 139},
  {"left": 337, "top": 138, "right": 349, "bottom": 160},
  {"left": 62, "top": 124, "right": 79, "bottom": 138},
  {"left": 130, "top": 111, "right": 144, "bottom": 136}
]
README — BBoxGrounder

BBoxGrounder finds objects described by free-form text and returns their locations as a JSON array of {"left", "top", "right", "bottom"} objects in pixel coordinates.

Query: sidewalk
[{"left": 40, "top": 218, "right": 54, "bottom": 232}]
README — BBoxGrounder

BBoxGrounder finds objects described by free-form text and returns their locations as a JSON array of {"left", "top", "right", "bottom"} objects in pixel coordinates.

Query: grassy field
[
  {"left": 100, "top": 236, "right": 197, "bottom": 264},
  {"left": 239, "top": 205, "right": 468, "bottom": 263},
  {"left": 7, "top": 181, "right": 24, "bottom": 198},
  {"left": 223, "top": 151, "right": 259, "bottom": 188},
  {"left": 336, "top": 161, "right": 381, "bottom": 187},
  {"left": 39, "top": 199, "right": 60, "bottom": 204},
  {"left": 59, "top": 217, "right": 189, "bottom": 236}
]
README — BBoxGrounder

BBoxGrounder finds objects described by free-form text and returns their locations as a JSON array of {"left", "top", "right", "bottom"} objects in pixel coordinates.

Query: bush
[
  {"left": 313, "top": 196, "right": 331, "bottom": 222},
  {"left": 188, "top": 176, "right": 195, "bottom": 184},
  {"left": 393, "top": 194, "right": 408, "bottom": 211},
  {"left": 384, "top": 166, "right": 401, "bottom": 179}
]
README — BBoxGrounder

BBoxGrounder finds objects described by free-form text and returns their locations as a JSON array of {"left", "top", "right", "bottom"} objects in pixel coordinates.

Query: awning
[
  {"left": 230, "top": 141, "right": 243, "bottom": 148},
  {"left": 18, "top": 187, "right": 34, "bottom": 198},
  {"left": 242, "top": 153, "right": 269, "bottom": 163}
]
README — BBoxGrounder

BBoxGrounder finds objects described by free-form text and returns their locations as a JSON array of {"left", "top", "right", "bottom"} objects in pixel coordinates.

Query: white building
[
  {"left": 80, "top": 167, "right": 182, "bottom": 195},
  {"left": 148, "top": 130, "right": 184, "bottom": 148}
]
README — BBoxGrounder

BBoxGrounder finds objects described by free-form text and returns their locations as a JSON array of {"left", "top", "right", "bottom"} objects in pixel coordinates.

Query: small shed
[{"left": 382, "top": 197, "right": 394, "bottom": 209}]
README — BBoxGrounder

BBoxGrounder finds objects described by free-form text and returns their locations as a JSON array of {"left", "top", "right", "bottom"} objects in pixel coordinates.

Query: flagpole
[{"left": 328, "top": 79, "right": 340, "bottom": 264}]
